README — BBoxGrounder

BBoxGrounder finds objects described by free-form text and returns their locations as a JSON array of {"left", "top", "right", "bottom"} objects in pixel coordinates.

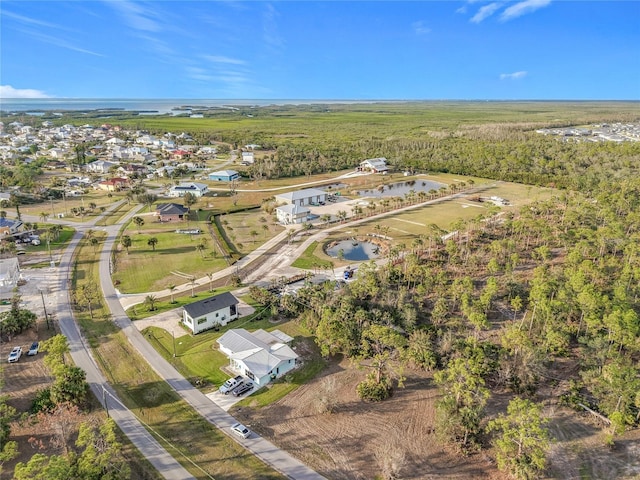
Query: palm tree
[
  {"left": 144, "top": 295, "right": 158, "bottom": 312},
  {"left": 250, "top": 230, "right": 259, "bottom": 244},
  {"left": 206, "top": 273, "right": 215, "bottom": 292},
  {"left": 133, "top": 216, "right": 144, "bottom": 233},
  {"left": 196, "top": 242, "right": 206, "bottom": 258},
  {"left": 121, "top": 235, "right": 132, "bottom": 254},
  {"left": 147, "top": 237, "right": 158, "bottom": 251},
  {"left": 90, "top": 237, "right": 99, "bottom": 253},
  {"left": 262, "top": 224, "right": 269, "bottom": 238},
  {"left": 40, "top": 212, "right": 49, "bottom": 223},
  {"left": 168, "top": 284, "right": 177, "bottom": 304},
  {"left": 189, "top": 277, "right": 198, "bottom": 297}
]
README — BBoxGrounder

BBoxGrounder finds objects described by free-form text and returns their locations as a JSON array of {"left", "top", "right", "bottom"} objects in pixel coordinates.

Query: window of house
[
  {"left": 197, "top": 317, "right": 207, "bottom": 325},
  {"left": 215, "top": 312, "right": 219, "bottom": 317}
]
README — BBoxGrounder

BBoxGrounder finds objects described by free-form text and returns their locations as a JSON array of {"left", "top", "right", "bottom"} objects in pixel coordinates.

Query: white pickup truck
[{"left": 218, "top": 375, "right": 243, "bottom": 395}]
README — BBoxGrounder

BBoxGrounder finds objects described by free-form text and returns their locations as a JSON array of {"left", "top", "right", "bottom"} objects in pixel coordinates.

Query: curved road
[{"left": 48, "top": 203, "right": 196, "bottom": 479}]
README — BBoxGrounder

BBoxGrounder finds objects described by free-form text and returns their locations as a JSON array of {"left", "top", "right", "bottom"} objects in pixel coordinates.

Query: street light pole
[
  {"left": 102, "top": 386, "right": 110, "bottom": 418},
  {"left": 172, "top": 330, "right": 176, "bottom": 358}
]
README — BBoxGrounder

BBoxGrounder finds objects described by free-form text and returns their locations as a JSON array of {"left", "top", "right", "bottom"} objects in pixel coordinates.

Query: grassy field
[
  {"left": 218, "top": 209, "right": 284, "bottom": 254},
  {"left": 19, "top": 190, "right": 126, "bottom": 223},
  {"left": 71, "top": 233, "right": 284, "bottom": 479},
  {"left": 291, "top": 241, "right": 335, "bottom": 270}
]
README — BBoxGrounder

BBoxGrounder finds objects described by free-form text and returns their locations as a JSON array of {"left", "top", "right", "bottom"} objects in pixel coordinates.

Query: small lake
[
  {"left": 358, "top": 180, "right": 444, "bottom": 198},
  {"left": 326, "top": 240, "right": 380, "bottom": 261}
]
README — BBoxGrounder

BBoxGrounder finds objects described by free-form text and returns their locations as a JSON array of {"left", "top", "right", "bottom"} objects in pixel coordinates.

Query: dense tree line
[{"left": 266, "top": 175, "right": 640, "bottom": 478}]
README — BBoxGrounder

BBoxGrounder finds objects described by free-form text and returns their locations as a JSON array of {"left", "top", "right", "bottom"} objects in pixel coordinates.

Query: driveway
[
  {"left": 206, "top": 380, "right": 259, "bottom": 411},
  {"left": 132, "top": 301, "right": 256, "bottom": 338}
]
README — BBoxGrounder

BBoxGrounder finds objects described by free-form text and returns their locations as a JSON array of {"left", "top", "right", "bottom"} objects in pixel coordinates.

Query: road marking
[{"left": 391, "top": 218, "right": 425, "bottom": 226}]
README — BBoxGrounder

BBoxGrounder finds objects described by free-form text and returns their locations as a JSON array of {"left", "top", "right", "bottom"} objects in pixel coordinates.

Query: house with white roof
[
  {"left": 275, "top": 204, "right": 310, "bottom": 225},
  {"left": 274, "top": 188, "right": 327, "bottom": 207},
  {"left": 168, "top": 182, "right": 209, "bottom": 198},
  {"left": 217, "top": 328, "right": 298, "bottom": 386},
  {"left": 359, "top": 157, "right": 388, "bottom": 173}
]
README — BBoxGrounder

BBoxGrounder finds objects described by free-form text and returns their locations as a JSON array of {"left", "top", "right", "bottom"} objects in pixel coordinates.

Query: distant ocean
[{"left": 0, "top": 98, "right": 377, "bottom": 115}]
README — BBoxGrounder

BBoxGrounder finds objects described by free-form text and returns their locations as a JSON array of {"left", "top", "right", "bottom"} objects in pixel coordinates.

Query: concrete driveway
[{"left": 206, "top": 380, "right": 259, "bottom": 411}]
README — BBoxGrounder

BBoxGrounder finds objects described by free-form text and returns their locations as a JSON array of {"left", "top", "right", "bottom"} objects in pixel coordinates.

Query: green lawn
[
  {"left": 219, "top": 210, "right": 284, "bottom": 254},
  {"left": 291, "top": 241, "right": 335, "bottom": 270},
  {"left": 113, "top": 229, "right": 229, "bottom": 293}
]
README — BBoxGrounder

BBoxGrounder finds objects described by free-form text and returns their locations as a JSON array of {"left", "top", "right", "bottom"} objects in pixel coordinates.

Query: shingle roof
[
  {"left": 183, "top": 292, "right": 239, "bottom": 318},
  {"left": 156, "top": 203, "right": 189, "bottom": 215}
]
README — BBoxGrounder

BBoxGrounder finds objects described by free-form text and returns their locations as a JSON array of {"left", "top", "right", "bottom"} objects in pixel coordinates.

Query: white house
[
  {"left": 168, "top": 182, "right": 209, "bottom": 198},
  {"left": 359, "top": 157, "right": 388, "bottom": 173},
  {"left": 275, "top": 204, "right": 310, "bottom": 225},
  {"left": 217, "top": 329, "right": 298, "bottom": 386},
  {"left": 241, "top": 151, "right": 254, "bottom": 165},
  {"left": 274, "top": 188, "right": 327, "bottom": 207},
  {"left": 86, "top": 160, "right": 117, "bottom": 174},
  {"left": 182, "top": 292, "right": 240, "bottom": 334}
]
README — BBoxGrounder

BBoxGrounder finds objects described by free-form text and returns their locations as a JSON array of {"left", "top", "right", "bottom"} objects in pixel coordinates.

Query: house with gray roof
[
  {"left": 217, "top": 328, "right": 298, "bottom": 386},
  {"left": 155, "top": 203, "right": 189, "bottom": 222},
  {"left": 182, "top": 292, "right": 239, "bottom": 334},
  {"left": 274, "top": 188, "right": 327, "bottom": 207},
  {"left": 275, "top": 203, "right": 310, "bottom": 225}
]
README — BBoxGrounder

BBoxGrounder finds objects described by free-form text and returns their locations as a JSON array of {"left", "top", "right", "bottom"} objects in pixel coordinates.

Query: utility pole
[
  {"left": 172, "top": 330, "right": 176, "bottom": 358},
  {"left": 102, "top": 386, "right": 110, "bottom": 418},
  {"left": 40, "top": 289, "right": 50, "bottom": 330}
]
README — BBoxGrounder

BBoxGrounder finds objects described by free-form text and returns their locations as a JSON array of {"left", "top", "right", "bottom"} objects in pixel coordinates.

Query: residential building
[
  {"left": 241, "top": 151, "right": 255, "bottom": 165},
  {"left": 274, "top": 188, "right": 327, "bottom": 207},
  {"left": 359, "top": 157, "right": 388, "bottom": 173},
  {"left": 168, "top": 182, "right": 208, "bottom": 198},
  {"left": 217, "top": 328, "right": 298, "bottom": 386},
  {"left": 182, "top": 292, "right": 240, "bottom": 334},
  {"left": 209, "top": 170, "right": 239, "bottom": 182},
  {"left": 275, "top": 204, "right": 310, "bottom": 225},
  {"left": 0, "top": 218, "right": 23, "bottom": 237},
  {"left": 86, "top": 160, "right": 117, "bottom": 174},
  {"left": 155, "top": 203, "right": 189, "bottom": 222},
  {"left": 97, "top": 177, "right": 129, "bottom": 192}
]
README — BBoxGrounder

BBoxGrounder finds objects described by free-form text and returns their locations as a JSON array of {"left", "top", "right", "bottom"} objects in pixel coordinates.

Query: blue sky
[{"left": 1, "top": 1, "right": 638, "bottom": 100}]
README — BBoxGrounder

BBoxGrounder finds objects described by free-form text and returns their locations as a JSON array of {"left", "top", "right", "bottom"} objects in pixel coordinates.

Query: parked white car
[
  {"left": 219, "top": 375, "right": 243, "bottom": 395},
  {"left": 231, "top": 423, "right": 251, "bottom": 439},
  {"left": 7, "top": 346, "right": 22, "bottom": 363}
]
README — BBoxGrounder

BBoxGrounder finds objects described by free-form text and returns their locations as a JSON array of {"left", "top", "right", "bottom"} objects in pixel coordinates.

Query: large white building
[
  {"left": 168, "top": 182, "right": 209, "bottom": 198},
  {"left": 182, "top": 292, "right": 240, "bottom": 334},
  {"left": 274, "top": 188, "right": 327, "bottom": 207}
]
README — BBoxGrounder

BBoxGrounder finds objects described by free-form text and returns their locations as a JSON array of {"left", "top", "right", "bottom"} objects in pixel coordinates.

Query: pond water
[
  {"left": 358, "top": 180, "right": 444, "bottom": 198},
  {"left": 326, "top": 240, "right": 381, "bottom": 261}
]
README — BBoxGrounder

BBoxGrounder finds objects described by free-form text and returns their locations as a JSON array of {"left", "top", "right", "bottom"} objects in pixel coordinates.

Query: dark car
[{"left": 232, "top": 381, "right": 254, "bottom": 397}]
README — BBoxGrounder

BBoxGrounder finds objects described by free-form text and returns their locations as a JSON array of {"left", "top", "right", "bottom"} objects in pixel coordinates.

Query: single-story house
[
  {"left": 168, "top": 182, "right": 208, "bottom": 198},
  {"left": 359, "top": 157, "right": 388, "bottom": 173},
  {"left": 86, "top": 160, "right": 117, "bottom": 174},
  {"left": 217, "top": 328, "right": 298, "bottom": 386},
  {"left": 155, "top": 203, "right": 189, "bottom": 222},
  {"left": 0, "top": 257, "right": 20, "bottom": 287},
  {"left": 274, "top": 188, "right": 327, "bottom": 207},
  {"left": 0, "top": 218, "right": 23, "bottom": 236},
  {"left": 97, "top": 177, "right": 129, "bottom": 192},
  {"left": 209, "top": 170, "right": 239, "bottom": 182},
  {"left": 275, "top": 204, "right": 310, "bottom": 225},
  {"left": 182, "top": 292, "right": 240, "bottom": 334},
  {"left": 241, "top": 151, "right": 254, "bottom": 165}
]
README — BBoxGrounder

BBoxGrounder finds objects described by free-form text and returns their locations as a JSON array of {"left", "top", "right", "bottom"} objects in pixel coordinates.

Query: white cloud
[
  {"left": 262, "top": 3, "right": 283, "bottom": 49},
  {"left": 1, "top": 10, "right": 63, "bottom": 29},
  {"left": 204, "top": 55, "right": 246, "bottom": 66},
  {"left": 106, "top": 0, "right": 162, "bottom": 32},
  {"left": 0, "top": 85, "right": 51, "bottom": 98},
  {"left": 412, "top": 21, "right": 431, "bottom": 35},
  {"left": 500, "top": 0, "right": 552, "bottom": 22},
  {"left": 500, "top": 71, "right": 528, "bottom": 80},
  {"left": 470, "top": 2, "right": 502, "bottom": 23}
]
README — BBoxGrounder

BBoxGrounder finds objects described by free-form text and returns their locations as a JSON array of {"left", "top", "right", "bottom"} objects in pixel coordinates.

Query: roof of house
[
  {"left": 361, "top": 157, "right": 388, "bottom": 169},
  {"left": 0, "top": 218, "right": 23, "bottom": 229},
  {"left": 156, "top": 203, "right": 189, "bottom": 215},
  {"left": 171, "top": 182, "right": 208, "bottom": 191},
  {"left": 276, "top": 204, "right": 310, "bottom": 215},
  {"left": 217, "top": 329, "right": 297, "bottom": 377},
  {"left": 274, "top": 188, "right": 327, "bottom": 202},
  {"left": 209, "top": 170, "right": 239, "bottom": 177},
  {"left": 183, "top": 292, "right": 239, "bottom": 318}
]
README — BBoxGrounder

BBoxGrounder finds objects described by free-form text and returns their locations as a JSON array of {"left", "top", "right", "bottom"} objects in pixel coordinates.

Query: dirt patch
[{"left": 234, "top": 358, "right": 502, "bottom": 480}]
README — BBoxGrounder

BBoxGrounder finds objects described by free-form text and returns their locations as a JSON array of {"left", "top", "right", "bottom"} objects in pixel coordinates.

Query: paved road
[
  {"left": 53, "top": 226, "right": 196, "bottom": 479},
  {"left": 98, "top": 209, "right": 325, "bottom": 479}
]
